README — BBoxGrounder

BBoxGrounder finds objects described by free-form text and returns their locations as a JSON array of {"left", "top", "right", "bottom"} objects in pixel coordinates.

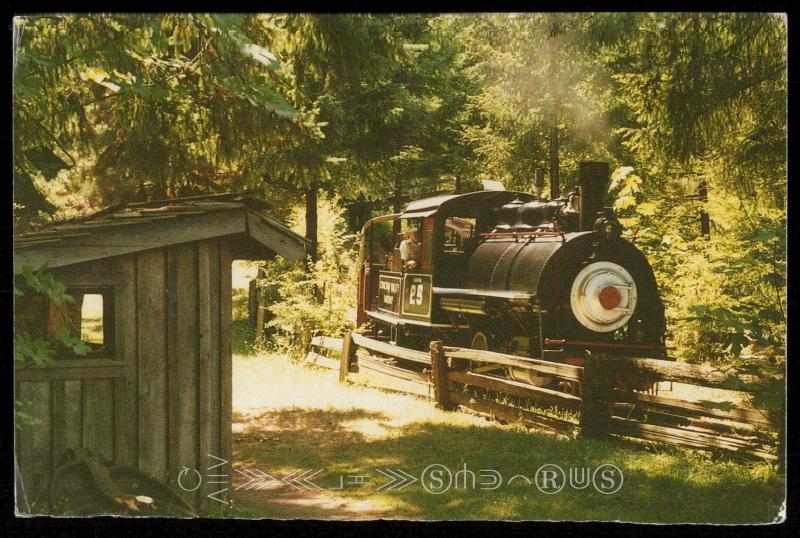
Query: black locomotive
[{"left": 356, "top": 162, "right": 667, "bottom": 385}]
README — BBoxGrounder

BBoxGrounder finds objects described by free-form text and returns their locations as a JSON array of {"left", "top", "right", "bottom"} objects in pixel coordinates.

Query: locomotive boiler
[{"left": 356, "top": 161, "right": 667, "bottom": 385}]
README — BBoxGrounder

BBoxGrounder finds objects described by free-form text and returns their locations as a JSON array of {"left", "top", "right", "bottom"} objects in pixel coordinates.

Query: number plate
[{"left": 401, "top": 273, "right": 432, "bottom": 318}]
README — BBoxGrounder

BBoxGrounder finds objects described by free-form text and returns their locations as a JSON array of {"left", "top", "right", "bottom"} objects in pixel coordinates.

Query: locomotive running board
[
  {"left": 366, "top": 309, "right": 468, "bottom": 329},
  {"left": 433, "top": 287, "right": 535, "bottom": 301}
]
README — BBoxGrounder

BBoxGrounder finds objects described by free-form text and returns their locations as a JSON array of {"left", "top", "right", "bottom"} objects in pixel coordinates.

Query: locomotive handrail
[{"left": 443, "top": 346, "right": 583, "bottom": 382}]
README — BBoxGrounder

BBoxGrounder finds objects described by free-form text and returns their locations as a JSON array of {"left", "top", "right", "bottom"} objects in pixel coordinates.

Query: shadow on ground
[{"left": 229, "top": 406, "right": 783, "bottom": 522}]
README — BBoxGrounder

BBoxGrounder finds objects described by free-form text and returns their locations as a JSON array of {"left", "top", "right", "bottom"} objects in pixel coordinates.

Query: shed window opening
[
  {"left": 45, "top": 288, "right": 115, "bottom": 358},
  {"left": 79, "top": 294, "right": 104, "bottom": 345}
]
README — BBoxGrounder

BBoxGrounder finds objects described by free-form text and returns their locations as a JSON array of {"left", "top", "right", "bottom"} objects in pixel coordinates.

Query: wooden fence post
[
  {"left": 255, "top": 306, "right": 265, "bottom": 339},
  {"left": 580, "top": 354, "right": 611, "bottom": 438},
  {"left": 430, "top": 341, "right": 454, "bottom": 410},
  {"left": 339, "top": 331, "right": 355, "bottom": 383}
]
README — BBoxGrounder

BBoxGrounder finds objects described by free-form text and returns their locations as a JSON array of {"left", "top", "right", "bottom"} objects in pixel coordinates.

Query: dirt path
[{"left": 229, "top": 353, "right": 486, "bottom": 519}]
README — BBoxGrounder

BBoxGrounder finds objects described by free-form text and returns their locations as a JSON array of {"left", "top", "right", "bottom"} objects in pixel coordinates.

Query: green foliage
[
  {"left": 13, "top": 14, "right": 298, "bottom": 216},
  {"left": 15, "top": 401, "right": 43, "bottom": 429},
  {"left": 14, "top": 332, "right": 55, "bottom": 366},
  {"left": 263, "top": 195, "right": 358, "bottom": 358},
  {"left": 54, "top": 329, "right": 92, "bottom": 356},
  {"left": 13, "top": 13, "right": 786, "bottom": 420},
  {"left": 14, "top": 266, "right": 93, "bottom": 428},
  {"left": 20, "top": 264, "right": 73, "bottom": 305}
]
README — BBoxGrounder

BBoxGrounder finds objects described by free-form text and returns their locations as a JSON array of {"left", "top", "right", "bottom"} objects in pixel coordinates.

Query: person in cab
[{"left": 399, "top": 228, "right": 421, "bottom": 270}]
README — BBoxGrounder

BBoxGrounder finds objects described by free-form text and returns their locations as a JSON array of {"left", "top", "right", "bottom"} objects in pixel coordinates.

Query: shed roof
[{"left": 14, "top": 192, "right": 309, "bottom": 273}]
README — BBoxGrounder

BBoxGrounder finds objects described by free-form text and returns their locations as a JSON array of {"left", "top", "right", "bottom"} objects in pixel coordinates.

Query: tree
[
  {"left": 13, "top": 14, "right": 298, "bottom": 220},
  {"left": 456, "top": 13, "right": 615, "bottom": 194}
]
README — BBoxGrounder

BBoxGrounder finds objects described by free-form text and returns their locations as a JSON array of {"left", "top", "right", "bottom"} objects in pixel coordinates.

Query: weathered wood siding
[{"left": 15, "top": 238, "right": 233, "bottom": 511}]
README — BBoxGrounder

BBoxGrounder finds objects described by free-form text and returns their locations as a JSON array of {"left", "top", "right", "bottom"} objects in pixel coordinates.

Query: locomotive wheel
[
  {"left": 462, "top": 331, "right": 503, "bottom": 373},
  {"left": 470, "top": 331, "right": 489, "bottom": 351}
]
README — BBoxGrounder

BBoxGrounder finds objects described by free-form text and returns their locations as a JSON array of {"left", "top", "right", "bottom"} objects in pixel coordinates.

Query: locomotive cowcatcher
[{"left": 356, "top": 162, "right": 667, "bottom": 387}]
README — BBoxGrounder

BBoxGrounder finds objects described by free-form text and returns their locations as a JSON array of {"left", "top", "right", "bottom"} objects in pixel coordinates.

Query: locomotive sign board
[
  {"left": 401, "top": 273, "right": 433, "bottom": 319},
  {"left": 377, "top": 272, "right": 402, "bottom": 314}
]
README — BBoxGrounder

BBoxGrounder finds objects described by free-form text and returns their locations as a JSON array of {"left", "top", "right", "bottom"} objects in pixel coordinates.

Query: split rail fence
[{"left": 306, "top": 331, "right": 781, "bottom": 461}]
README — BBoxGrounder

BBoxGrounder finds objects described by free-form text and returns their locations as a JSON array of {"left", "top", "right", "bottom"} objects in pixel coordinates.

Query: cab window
[
  {"left": 443, "top": 217, "right": 476, "bottom": 253},
  {"left": 437, "top": 217, "right": 477, "bottom": 287},
  {"left": 394, "top": 218, "right": 434, "bottom": 273},
  {"left": 365, "top": 219, "right": 395, "bottom": 265}
]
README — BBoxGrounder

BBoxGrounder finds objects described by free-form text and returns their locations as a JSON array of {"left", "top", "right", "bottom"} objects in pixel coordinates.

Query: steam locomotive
[{"left": 356, "top": 162, "right": 667, "bottom": 385}]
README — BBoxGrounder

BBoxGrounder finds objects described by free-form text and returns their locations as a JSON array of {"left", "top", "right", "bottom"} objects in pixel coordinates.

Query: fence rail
[{"left": 305, "top": 332, "right": 781, "bottom": 461}]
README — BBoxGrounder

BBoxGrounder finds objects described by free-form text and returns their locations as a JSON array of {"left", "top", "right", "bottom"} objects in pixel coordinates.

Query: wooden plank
[
  {"left": 306, "top": 350, "right": 340, "bottom": 370},
  {"left": 166, "top": 247, "right": 179, "bottom": 485},
  {"left": 246, "top": 212, "right": 307, "bottom": 261},
  {"left": 339, "top": 332, "right": 353, "bottom": 382},
  {"left": 207, "top": 239, "right": 222, "bottom": 461},
  {"left": 356, "top": 357, "right": 433, "bottom": 399},
  {"left": 357, "top": 352, "right": 432, "bottom": 384},
  {"left": 649, "top": 414, "right": 761, "bottom": 436},
  {"left": 311, "top": 335, "right": 344, "bottom": 353},
  {"left": 351, "top": 332, "right": 430, "bottom": 364},
  {"left": 50, "top": 271, "right": 127, "bottom": 287},
  {"left": 50, "top": 381, "right": 67, "bottom": 472},
  {"left": 444, "top": 346, "right": 583, "bottom": 382},
  {"left": 16, "top": 381, "right": 53, "bottom": 506},
  {"left": 82, "top": 378, "right": 114, "bottom": 462},
  {"left": 14, "top": 238, "right": 64, "bottom": 248},
  {"left": 63, "top": 380, "right": 83, "bottom": 453},
  {"left": 111, "top": 377, "right": 129, "bottom": 466},
  {"left": 447, "top": 370, "right": 582, "bottom": 410},
  {"left": 598, "top": 355, "right": 777, "bottom": 390},
  {"left": 14, "top": 211, "right": 247, "bottom": 273},
  {"left": 16, "top": 362, "right": 129, "bottom": 381},
  {"left": 136, "top": 249, "right": 169, "bottom": 481},
  {"left": 607, "top": 390, "right": 773, "bottom": 427},
  {"left": 52, "top": 214, "right": 177, "bottom": 230},
  {"left": 197, "top": 240, "right": 214, "bottom": 510},
  {"left": 219, "top": 244, "right": 234, "bottom": 479},
  {"left": 607, "top": 416, "right": 776, "bottom": 460},
  {"left": 430, "top": 341, "right": 454, "bottom": 410},
  {"left": 449, "top": 392, "right": 577, "bottom": 434},
  {"left": 166, "top": 243, "right": 200, "bottom": 491},
  {"left": 111, "top": 255, "right": 137, "bottom": 467}
]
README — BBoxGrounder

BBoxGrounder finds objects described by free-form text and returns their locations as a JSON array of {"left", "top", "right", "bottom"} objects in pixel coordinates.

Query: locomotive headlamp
[{"left": 570, "top": 261, "right": 637, "bottom": 332}]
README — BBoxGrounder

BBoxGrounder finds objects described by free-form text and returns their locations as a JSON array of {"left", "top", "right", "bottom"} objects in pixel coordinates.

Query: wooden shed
[{"left": 13, "top": 193, "right": 307, "bottom": 512}]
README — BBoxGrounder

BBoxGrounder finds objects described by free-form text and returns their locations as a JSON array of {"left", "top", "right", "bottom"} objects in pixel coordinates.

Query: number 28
[{"left": 408, "top": 284, "right": 424, "bottom": 305}]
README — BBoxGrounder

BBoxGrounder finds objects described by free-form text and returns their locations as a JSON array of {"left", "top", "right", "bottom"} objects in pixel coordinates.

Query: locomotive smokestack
[
  {"left": 534, "top": 168, "right": 545, "bottom": 197},
  {"left": 577, "top": 161, "right": 610, "bottom": 232}
]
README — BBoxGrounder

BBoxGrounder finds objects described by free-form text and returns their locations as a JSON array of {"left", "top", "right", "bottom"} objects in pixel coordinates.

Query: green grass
[
  {"left": 230, "top": 345, "right": 785, "bottom": 522},
  {"left": 233, "top": 408, "right": 783, "bottom": 522}
]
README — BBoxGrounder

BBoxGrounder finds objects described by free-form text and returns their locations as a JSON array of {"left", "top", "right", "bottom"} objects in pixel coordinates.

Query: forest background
[{"left": 13, "top": 13, "right": 786, "bottom": 381}]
